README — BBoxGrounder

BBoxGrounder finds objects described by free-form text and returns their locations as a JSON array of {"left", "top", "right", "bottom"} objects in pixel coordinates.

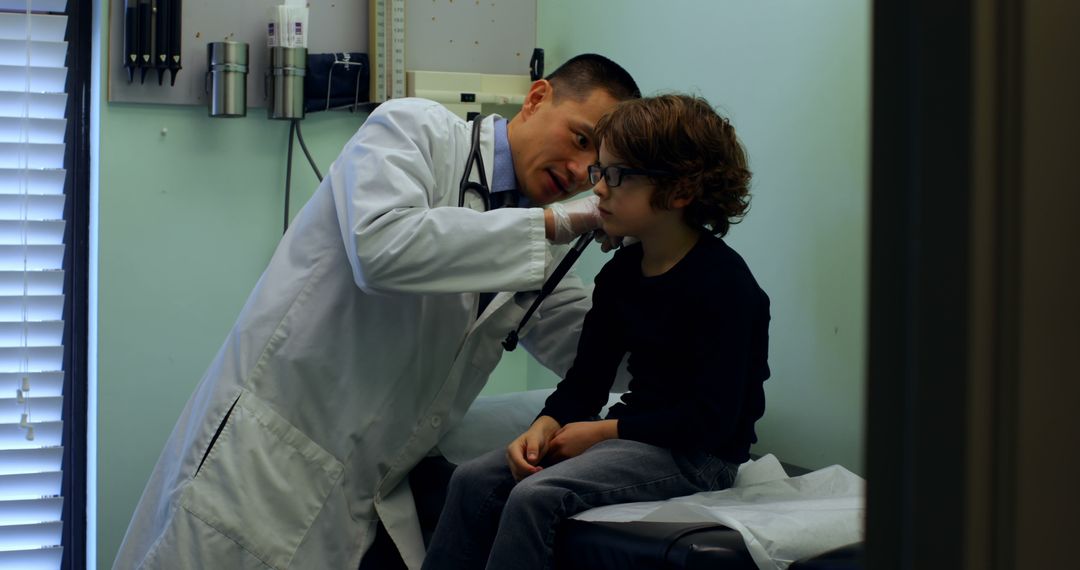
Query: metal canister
[
  {"left": 267, "top": 46, "right": 307, "bottom": 120},
  {"left": 206, "top": 41, "right": 249, "bottom": 118}
]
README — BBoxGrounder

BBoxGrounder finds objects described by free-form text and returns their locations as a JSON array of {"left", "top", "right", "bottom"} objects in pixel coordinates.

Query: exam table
[
  {"left": 360, "top": 455, "right": 863, "bottom": 570},
  {"left": 360, "top": 388, "right": 864, "bottom": 569}
]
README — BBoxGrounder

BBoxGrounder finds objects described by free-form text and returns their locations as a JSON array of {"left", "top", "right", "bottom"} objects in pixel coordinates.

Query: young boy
[{"left": 422, "top": 94, "right": 771, "bottom": 570}]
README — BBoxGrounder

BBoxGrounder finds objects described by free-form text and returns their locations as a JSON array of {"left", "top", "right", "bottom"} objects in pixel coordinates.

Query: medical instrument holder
[
  {"left": 503, "top": 230, "right": 596, "bottom": 351},
  {"left": 154, "top": 0, "right": 183, "bottom": 85},
  {"left": 529, "top": 48, "right": 544, "bottom": 81},
  {"left": 266, "top": 47, "right": 307, "bottom": 120},
  {"left": 206, "top": 41, "right": 249, "bottom": 117}
]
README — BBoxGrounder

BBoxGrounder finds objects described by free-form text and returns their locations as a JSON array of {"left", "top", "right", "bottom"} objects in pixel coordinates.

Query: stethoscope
[
  {"left": 458, "top": 114, "right": 491, "bottom": 211},
  {"left": 502, "top": 230, "right": 595, "bottom": 351},
  {"left": 456, "top": 114, "right": 595, "bottom": 352}
]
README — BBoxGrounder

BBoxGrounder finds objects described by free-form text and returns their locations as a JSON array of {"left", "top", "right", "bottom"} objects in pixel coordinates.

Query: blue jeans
[{"left": 421, "top": 438, "right": 738, "bottom": 570}]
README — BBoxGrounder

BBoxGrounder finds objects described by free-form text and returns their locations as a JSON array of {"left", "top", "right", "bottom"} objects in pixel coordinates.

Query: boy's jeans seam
[
  {"left": 577, "top": 471, "right": 689, "bottom": 502},
  {"left": 459, "top": 477, "right": 508, "bottom": 566},
  {"left": 534, "top": 472, "right": 690, "bottom": 570},
  {"left": 539, "top": 490, "right": 582, "bottom": 570}
]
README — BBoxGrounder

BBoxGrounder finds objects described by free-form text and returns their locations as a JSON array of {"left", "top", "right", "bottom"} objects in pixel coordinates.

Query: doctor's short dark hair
[
  {"left": 594, "top": 94, "right": 752, "bottom": 237},
  {"left": 545, "top": 54, "right": 641, "bottom": 103}
]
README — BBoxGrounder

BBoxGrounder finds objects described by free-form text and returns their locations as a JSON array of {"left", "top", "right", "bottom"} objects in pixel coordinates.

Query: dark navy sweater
[{"left": 539, "top": 232, "right": 770, "bottom": 463}]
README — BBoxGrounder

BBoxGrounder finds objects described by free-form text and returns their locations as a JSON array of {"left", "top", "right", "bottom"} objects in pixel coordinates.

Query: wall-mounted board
[
  {"left": 404, "top": 0, "right": 536, "bottom": 76},
  {"left": 107, "top": 0, "right": 537, "bottom": 109}
]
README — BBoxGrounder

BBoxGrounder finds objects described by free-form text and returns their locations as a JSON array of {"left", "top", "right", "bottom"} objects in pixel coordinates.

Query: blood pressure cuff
[{"left": 304, "top": 52, "right": 370, "bottom": 112}]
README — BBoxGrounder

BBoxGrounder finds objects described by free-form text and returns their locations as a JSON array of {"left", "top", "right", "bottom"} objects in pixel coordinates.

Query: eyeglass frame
[{"left": 587, "top": 163, "right": 673, "bottom": 188}]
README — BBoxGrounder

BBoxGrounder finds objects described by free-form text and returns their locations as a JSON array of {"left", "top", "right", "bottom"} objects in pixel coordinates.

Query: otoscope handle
[
  {"left": 167, "top": 0, "right": 183, "bottom": 85},
  {"left": 123, "top": 2, "right": 138, "bottom": 83},
  {"left": 137, "top": 0, "right": 152, "bottom": 83},
  {"left": 154, "top": 0, "right": 169, "bottom": 84}
]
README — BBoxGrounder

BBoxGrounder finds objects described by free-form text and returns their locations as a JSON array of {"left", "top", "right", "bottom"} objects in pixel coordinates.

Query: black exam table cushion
[
  {"left": 358, "top": 455, "right": 863, "bottom": 569},
  {"left": 554, "top": 519, "right": 758, "bottom": 570}
]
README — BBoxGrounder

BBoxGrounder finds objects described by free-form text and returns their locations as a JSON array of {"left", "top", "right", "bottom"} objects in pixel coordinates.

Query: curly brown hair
[{"left": 593, "top": 94, "right": 752, "bottom": 237}]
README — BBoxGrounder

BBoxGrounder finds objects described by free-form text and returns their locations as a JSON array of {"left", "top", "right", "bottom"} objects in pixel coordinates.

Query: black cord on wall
[
  {"left": 295, "top": 120, "right": 322, "bottom": 181},
  {"left": 285, "top": 121, "right": 296, "bottom": 234},
  {"left": 284, "top": 120, "right": 323, "bottom": 234}
]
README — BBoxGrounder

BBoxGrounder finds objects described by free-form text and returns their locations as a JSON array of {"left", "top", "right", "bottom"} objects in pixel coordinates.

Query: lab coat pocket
[{"left": 179, "top": 392, "right": 345, "bottom": 569}]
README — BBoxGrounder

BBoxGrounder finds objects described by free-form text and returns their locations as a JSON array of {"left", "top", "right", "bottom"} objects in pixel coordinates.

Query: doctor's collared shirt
[
  {"left": 490, "top": 117, "right": 529, "bottom": 210},
  {"left": 478, "top": 117, "right": 529, "bottom": 316}
]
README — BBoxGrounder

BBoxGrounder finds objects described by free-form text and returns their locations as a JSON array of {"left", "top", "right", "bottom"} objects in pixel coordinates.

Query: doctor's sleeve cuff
[{"left": 527, "top": 207, "right": 550, "bottom": 287}]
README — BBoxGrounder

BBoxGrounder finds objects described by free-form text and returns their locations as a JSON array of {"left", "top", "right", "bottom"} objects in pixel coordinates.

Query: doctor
[{"left": 113, "top": 54, "right": 640, "bottom": 570}]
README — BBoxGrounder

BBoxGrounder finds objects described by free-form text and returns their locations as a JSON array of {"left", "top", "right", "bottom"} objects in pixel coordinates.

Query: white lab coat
[{"left": 113, "top": 99, "right": 592, "bottom": 570}]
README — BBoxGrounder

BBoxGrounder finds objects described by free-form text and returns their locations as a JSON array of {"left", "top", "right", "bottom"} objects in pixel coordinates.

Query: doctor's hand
[
  {"left": 595, "top": 232, "right": 640, "bottom": 253},
  {"left": 547, "top": 420, "right": 619, "bottom": 462},
  {"left": 506, "top": 416, "right": 561, "bottom": 481},
  {"left": 545, "top": 195, "right": 603, "bottom": 244}
]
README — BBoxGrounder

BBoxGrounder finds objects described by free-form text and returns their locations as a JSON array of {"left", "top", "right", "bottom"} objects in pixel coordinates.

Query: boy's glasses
[{"left": 588, "top": 164, "right": 672, "bottom": 188}]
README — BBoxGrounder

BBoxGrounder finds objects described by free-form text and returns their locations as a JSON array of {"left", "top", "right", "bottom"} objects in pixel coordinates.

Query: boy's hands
[
  {"left": 506, "top": 418, "right": 620, "bottom": 480},
  {"left": 547, "top": 420, "right": 619, "bottom": 462},
  {"left": 506, "top": 416, "right": 561, "bottom": 481}
]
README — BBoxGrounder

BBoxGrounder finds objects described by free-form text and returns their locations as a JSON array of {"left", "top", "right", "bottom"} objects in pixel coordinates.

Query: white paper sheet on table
[{"left": 572, "top": 454, "right": 865, "bottom": 570}]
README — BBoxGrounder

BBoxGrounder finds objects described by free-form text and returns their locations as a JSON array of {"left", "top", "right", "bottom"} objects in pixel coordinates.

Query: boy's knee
[
  {"left": 447, "top": 462, "right": 482, "bottom": 494},
  {"left": 505, "top": 476, "right": 568, "bottom": 513},
  {"left": 448, "top": 454, "right": 509, "bottom": 494}
]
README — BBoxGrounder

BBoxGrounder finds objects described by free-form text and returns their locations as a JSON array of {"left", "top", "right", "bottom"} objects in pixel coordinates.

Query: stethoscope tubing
[
  {"left": 502, "top": 231, "right": 595, "bottom": 351},
  {"left": 459, "top": 114, "right": 491, "bottom": 211}
]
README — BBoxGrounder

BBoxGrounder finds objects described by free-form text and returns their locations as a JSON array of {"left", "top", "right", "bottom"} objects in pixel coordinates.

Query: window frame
[{"left": 60, "top": 0, "right": 90, "bottom": 567}]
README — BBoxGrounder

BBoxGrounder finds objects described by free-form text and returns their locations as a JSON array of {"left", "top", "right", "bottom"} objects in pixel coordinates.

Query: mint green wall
[
  {"left": 94, "top": 104, "right": 331, "bottom": 569},
  {"left": 93, "top": 9, "right": 527, "bottom": 569},
  {"left": 535, "top": 1, "right": 870, "bottom": 474}
]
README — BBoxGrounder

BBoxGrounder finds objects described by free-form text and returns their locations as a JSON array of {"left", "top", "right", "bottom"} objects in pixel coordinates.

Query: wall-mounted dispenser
[
  {"left": 206, "top": 41, "right": 249, "bottom": 117},
  {"left": 267, "top": 46, "right": 307, "bottom": 120}
]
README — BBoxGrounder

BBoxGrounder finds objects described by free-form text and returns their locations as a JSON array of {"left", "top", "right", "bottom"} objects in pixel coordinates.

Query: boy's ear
[
  {"left": 669, "top": 195, "right": 694, "bottom": 209},
  {"left": 666, "top": 179, "right": 698, "bottom": 210}
]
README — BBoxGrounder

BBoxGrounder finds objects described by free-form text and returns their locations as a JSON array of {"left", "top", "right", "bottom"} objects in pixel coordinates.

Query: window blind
[{"left": 0, "top": 0, "right": 69, "bottom": 568}]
